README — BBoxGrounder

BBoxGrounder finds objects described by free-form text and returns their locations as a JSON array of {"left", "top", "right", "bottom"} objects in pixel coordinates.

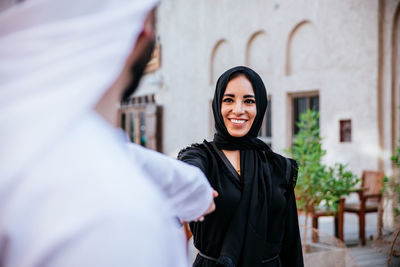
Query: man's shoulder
[{"left": 30, "top": 112, "right": 170, "bottom": 216}]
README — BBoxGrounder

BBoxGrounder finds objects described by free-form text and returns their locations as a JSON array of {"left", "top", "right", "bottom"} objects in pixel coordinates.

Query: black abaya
[
  {"left": 178, "top": 66, "right": 303, "bottom": 267},
  {"left": 179, "top": 141, "right": 303, "bottom": 267}
]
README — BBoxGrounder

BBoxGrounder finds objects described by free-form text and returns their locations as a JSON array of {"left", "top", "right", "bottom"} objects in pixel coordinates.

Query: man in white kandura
[{"left": 0, "top": 0, "right": 215, "bottom": 266}]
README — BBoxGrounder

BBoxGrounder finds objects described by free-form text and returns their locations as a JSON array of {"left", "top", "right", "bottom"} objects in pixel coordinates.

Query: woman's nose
[{"left": 232, "top": 101, "right": 244, "bottom": 114}]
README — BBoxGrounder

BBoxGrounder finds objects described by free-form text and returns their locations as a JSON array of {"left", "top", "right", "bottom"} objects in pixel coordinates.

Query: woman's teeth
[{"left": 230, "top": 119, "right": 245, "bottom": 124}]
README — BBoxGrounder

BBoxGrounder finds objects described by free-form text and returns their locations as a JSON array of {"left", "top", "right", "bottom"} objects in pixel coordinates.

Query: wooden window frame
[{"left": 287, "top": 90, "right": 319, "bottom": 145}]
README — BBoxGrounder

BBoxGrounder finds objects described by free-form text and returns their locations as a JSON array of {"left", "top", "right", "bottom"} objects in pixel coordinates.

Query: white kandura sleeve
[{"left": 127, "top": 143, "right": 213, "bottom": 222}]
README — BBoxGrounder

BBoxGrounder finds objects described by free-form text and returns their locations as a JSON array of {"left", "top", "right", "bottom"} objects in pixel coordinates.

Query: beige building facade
[{"left": 133, "top": 0, "right": 400, "bottom": 181}]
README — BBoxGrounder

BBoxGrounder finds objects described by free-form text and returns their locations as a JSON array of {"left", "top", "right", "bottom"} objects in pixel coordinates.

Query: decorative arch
[
  {"left": 245, "top": 30, "right": 272, "bottom": 76},
  {"left": 285, "top": 20, "right": 321, "bottom": 76},
  {"left": 391, "top": 3, "right": 400, "bottom": 152},
  {"left": 210, "top": 39, "right": 233, "bottom": 85}
]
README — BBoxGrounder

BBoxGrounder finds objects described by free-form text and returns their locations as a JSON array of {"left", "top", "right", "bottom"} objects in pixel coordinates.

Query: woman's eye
[
  {"left": 223, "top": 98, "right": 233, "bottom": 103},
  {"left": 245, "top": 99, "right": 256, "bottom": 104}
]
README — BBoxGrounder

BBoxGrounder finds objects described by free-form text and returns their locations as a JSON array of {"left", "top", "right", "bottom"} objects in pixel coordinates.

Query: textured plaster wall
[{"left": 136, "top": 0, "right": 398, "bottom": 178}]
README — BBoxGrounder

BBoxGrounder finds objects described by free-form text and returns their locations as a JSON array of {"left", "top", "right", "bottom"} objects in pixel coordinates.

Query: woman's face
[{"left": 221, "top": 75, "right": 257, "bottom": 137}]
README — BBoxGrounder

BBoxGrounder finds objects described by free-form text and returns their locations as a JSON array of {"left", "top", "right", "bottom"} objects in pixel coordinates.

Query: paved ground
[
  {"left": 301, "top": 213, "right": 400, "bottom": 266},
  {"left": 187, "top": 212, "right": 400, "bottom": 266},
  {"left": 350, "top": 246, "right": 388, "bottom": 267}
]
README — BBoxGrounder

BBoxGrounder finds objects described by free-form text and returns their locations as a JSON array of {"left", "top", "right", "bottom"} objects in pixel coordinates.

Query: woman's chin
[{"left": 227, "top": 130, "right": 249, "bottom": 138}]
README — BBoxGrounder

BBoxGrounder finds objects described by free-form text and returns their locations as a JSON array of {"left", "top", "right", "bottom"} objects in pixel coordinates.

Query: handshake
[{"left": 193, "top": 189, "right": 219, "bottom": 222}]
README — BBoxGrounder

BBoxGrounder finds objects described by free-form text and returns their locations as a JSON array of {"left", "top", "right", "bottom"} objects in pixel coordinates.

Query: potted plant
[
  {"left": 287, "top": 110, "right": 359, "bottom": 242},
  {"left": 326, "top": 163, "right": 360, "bottom": 213},
  {"left": 287, "top": 110, "right": 328, "bottom": 214}
]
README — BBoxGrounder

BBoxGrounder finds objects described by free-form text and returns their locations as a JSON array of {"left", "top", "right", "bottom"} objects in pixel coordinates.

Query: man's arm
[{"left": 126, "top": 143, "right": 214, "bottom": 222}]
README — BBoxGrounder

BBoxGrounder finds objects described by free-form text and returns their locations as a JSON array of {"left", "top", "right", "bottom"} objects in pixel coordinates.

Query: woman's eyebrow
[
  {"left": 243, "top": 94, "right": 255, "bottom": 98},
  {"left": 223, "top": 94, "right": 235, "bottom": 97}
]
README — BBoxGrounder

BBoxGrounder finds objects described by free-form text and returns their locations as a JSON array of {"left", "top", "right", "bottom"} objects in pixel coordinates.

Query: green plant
[
  {"left": 325, "top": 163, "right": 360, "bottom": 212},
  {"left": 287, "top": 110, "right": 359, "bottom": 213},
  {"left": 383, "top": 133, "right": 400, "bottom": 265},
  {"left": 383, "top": 137, "right": 400, "bottom": 224},
  {"left": 287, "top": 110, "right": 328, "bottom": 212}
]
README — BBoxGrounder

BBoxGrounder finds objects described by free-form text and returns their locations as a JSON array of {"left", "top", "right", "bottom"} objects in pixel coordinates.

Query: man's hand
[{"left": 196, "top": 189, "right": 218, "bottom": 222}]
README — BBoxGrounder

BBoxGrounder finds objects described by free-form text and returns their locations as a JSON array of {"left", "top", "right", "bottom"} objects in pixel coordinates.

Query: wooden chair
[
  {"left": 343, "top": 170, "right": 385, "bottom": 245},
  {"left": 310, "top": 198, "right": 345, "bottom": 242}
]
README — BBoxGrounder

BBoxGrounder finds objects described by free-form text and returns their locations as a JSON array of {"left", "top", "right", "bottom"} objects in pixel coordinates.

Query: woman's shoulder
[
  {"left": 268, "top": 151, "right": 298, "bottom": 188},
  {"left": 177, "top": 140, "right": 212, "bottom": 160},
  {"left": 177, "top": 141, "right": 215, "bottom": 176},
  {"left": 268, "top": 151, "right": 294, "bottom": 164}
]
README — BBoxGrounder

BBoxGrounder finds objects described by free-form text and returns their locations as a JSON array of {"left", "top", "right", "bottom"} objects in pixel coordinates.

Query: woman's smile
[{"left": 228, "top": 118, "right": 248, "bottom": 125}]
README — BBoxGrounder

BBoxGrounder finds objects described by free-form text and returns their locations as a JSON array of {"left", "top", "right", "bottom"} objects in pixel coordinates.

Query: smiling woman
[
  {"left": 221, "top": 74, "right": 257, "bottom": 138},
  {"left": 178, "top": 66, "right": 304, "bottom": 267}
]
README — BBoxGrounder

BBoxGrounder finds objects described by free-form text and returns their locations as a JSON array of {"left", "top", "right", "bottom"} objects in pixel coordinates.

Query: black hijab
[
  {"left": 212, "top": 66, "right": 274, "bottom": 267},
  {"left": 212, "top": 66, "right": 270, "bottom": 151}
]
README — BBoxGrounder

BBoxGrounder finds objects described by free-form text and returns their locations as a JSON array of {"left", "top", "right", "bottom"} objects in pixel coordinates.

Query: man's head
[
  {"left": 121, "top": 8, "right": 156, "bottom": 103},
  {"left": 0, "top": 0, "right": 160, "bottom": 178},
  {"left": 93, "top": 5, "right": 158, "bottom": 126}
]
